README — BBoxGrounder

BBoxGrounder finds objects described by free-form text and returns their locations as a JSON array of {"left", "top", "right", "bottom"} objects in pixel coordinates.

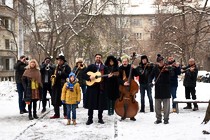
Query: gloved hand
[
  {"left": 62, "top": 100, "right": 65, "bottom": 104},
  {"left": 57, "top": 70, "right": 62, "bottom": 75},
  {"left": 76, "top": 101, "right": 80, "bottom": 104},
  {"left": 149, "top": 83, "right": 154, "bottom": 87}
]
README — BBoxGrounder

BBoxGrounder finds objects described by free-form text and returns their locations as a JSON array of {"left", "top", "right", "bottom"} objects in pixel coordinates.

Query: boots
[
  {"left": 67, "top": 119, "right": 71, "bottom": 125},
  {"left": 33, "top": 111, "right": 39, "bottom": 119},
  {"left": 29, "top": 114, "right": 33, "bottom": 120},
  {"left": 72, "top": 119, "right": 77, "bottom": 125},
  {"left": 86, "top": 119, "right": 93, "bottom": 125},
  {"left": 183, "top": 103, "right": 192, "bottom": 109}
]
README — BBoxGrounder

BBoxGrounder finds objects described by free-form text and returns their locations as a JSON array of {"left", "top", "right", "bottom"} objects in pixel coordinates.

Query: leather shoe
[
  {"left": 86, "top": 119, "right": 93, "bottom": 125},
  {"left": 130, "top": 117, "right": 136, "bottom": 121},
  {"left": 98, "top": 119, "right": 105, "bottom": 124},
  {"left": 164, "top": 120, "right": 169, "bottom": 124},
  {"left": 41, "top": 108, "right": 46, "bottom": 113},
  {"left": 33, "top": 114, "right": 39, "bottom": 119},
  {"left": 154, "top": 120, "right": 162, "bottom": 124},
  {"left": 23, "top": 110, "right": 28, "bottom": 113},
  {"left": 29, "top": 115, "right": 33, "bottom": 120},
  {"left": 50, "top": 115, "right": 60, "bottom": 119}
]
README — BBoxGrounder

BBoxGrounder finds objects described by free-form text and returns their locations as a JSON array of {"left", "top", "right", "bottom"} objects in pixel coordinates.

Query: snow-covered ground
[{"left": 0, "top": 80, "right": 210, "bottom": 140}]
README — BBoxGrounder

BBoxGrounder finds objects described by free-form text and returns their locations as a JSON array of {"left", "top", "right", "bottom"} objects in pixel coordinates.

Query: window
[
  {"left": 5, "top": 39, "right": 10, "bottom": 49},
  {"left": 150, "top": 32, "right": 155, "bottom": 40},
  {"left": 149, "top": 18, "right": 157, "bottom": 26},
  {"left": 135, "top": 33, "right": 142, "bottom": 40},
  {"left": 116, "top": 17, "right": 130, "bottom": 28},
  {"left": 5, "top": 59, "right": 9, "bottom": 70},
  {"left": 131, "top": 19, "right": 142, "bottom": 27},
  {"left": 4, "top": 19, "right": 9, "bottom": 29}
]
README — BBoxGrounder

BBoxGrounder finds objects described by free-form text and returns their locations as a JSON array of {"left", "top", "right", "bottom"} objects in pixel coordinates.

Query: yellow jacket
[{"left": 61, "top": 82, "right": 81, "bottom": 104}]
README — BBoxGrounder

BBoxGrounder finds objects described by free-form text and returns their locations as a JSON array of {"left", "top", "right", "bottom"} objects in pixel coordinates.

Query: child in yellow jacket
[{"left": 61, "top": 72, "right": 81, "bottom": 125}]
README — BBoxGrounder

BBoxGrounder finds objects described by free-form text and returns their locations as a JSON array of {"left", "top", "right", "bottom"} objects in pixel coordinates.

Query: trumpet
[
  {"left": 51, "top": 75, "right": 56, "bottom": 86},
  {"left": 45, "top": 64, "right": 50, "bottom": 71}
]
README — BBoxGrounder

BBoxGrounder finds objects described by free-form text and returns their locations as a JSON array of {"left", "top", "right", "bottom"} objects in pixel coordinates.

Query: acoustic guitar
[{"left": 86, "top": 71, "right": 119, "bottom": 86}]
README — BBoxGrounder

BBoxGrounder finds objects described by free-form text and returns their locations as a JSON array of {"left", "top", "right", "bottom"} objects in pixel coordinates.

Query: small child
[{"left": 61, "top": 72, "right": 81, "bottom": 125}]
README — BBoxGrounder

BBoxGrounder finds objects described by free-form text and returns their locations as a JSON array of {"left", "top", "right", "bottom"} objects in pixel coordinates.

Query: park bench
[{"left": 173, "top": 99, "right": 209, "bottom": 113}]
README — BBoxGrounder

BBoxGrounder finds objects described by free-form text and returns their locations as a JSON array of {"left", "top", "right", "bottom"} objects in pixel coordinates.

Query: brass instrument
[
  {"left": 45, "top": 64, "right": 50, "bottom": 71},
  {"left": 51, "top": 65, "right": 58, "bottom": 86}
]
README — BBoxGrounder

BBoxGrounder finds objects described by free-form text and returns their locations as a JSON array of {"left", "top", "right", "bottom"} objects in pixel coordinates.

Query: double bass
[{"left": 115, "top": 53, "right": 139, "bottom": 119}]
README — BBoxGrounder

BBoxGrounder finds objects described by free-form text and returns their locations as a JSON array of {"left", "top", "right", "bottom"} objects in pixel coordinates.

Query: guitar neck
[{"left": 96, "top": 74, "right": 109, "bottom": 79}]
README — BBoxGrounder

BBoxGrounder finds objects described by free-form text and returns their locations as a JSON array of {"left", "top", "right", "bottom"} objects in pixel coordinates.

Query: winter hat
[
  {"left": 56, "top": 55, "right": 66, "bottom": 62},
  {"left": 156, "top": 54, "right": 164, "bottom": 62},
  {"left": 76, "top": 58, "right": 83, "bottom": 64},
  {"left": 140, "top": 55, "right": 148, "bottom": 62},
  {"left": 69, "top": 72, "right": 76, "bottom": 79},
  {"left": 44, "top": 57, "right": 51, "bottom": 61},
  {"left": 67, "top": 72, "right": 76, "bottom": 91}
]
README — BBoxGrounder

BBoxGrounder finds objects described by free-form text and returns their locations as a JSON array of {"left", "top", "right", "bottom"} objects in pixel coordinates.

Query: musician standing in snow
[{"left": 83, "top": 54, "right": 109, "bottom": 125}]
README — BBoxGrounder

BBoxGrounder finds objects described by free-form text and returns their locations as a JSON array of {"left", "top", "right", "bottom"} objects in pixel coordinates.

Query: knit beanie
[{"left": 156, "top": 54, "right": 164, "bottom": 62}]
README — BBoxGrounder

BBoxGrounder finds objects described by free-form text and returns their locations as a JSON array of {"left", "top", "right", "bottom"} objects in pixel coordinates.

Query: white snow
[{"left": 0, "top": 79, "right": 210, "bottom": 140}]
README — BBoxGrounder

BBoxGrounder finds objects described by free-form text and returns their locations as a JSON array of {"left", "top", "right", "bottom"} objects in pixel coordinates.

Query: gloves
[
  {"left": 62, "top": 100, "right": 65, "bottom": 104},
  {"left": 76, "top": 101, "right": 80, "bottom": 104},
  {"left": 149, "top": 83, "right": 154, "bottom": 87}
]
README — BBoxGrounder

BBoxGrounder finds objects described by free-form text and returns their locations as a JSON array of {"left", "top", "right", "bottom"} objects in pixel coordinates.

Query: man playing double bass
[
  {"left": 83, "top": 54, "right": 109, "bottom": 125},
  {"left": 117, "top": 54, "right": 139, "bottom": 121}
]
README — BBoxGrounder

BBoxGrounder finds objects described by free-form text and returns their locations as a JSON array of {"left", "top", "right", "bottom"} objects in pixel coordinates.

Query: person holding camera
[
  {"left": 73, "top": 58, "right": 87, "bottom": 108},
  {"left": 40, "top": 57, "right": 55, "bottom": 113},
  {"left": 14, "top": 55, "right": 28, "bottom": 114},
  {"left": 50, "top": 55, "right": 71, "bottom": 119}
]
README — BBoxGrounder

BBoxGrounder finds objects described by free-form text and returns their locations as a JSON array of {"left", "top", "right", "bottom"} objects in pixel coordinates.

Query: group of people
[{"left": 14, "top": 52, "right": 198, "bottom": 125}]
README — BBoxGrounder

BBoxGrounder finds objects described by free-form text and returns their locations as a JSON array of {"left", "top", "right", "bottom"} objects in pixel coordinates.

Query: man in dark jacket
[
  {"left": 118, "top": 55, "right": 139, "bottom": 121},
  {"left": 182, "top": 58, "right": 198, "bottom": 111},
  {"left": 50, "top": 55, "right": 71, "bottom": 119},
  {"left": 136, "top": 55, "right": 154, "bottom": 112},
  {"left": 14, "top": 55, "right": 28, "bottom": 114},
  {"left": 73, "top": 58, "right": 87, "bottom": 107},
  {"left": 83, "top": 54, "right": 109, "bottom": 125},
  {"left": 167, "top": 57, "right": 181, "bottom": 113},
  {"left": 149, "top": 54, "right": 171, "bottom": 124},
  {"left": 40, "top": 57, "right": 55, "bottom": 113}
]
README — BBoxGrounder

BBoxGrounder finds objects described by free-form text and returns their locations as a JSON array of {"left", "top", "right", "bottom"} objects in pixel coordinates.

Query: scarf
[{"left": 23, "top": 68, "right": 42, "bottom": 86}]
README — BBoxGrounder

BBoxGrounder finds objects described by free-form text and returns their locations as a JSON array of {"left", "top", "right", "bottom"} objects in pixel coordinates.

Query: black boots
[
  {"left": 98, "top": 119, "right": 105, "bottom": 124},
  {"left": 86, "top": 119, "right": 93, "bottom": 125},
  {"left": 183, "top": 103, "right": 192, "bottom": 109},
  {"left": 29, "top": 114, "right": 33, "bottom": 120}
]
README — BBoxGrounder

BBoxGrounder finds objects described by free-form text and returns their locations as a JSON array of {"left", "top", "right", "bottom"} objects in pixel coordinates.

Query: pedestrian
[
  {"left": 14, "top": 55, "right": 28, "bottom": 114},
  {"left": 136, "top": 55, "right": 154, "bottom": 112},
  {"left": 22, "top": 59, "right": 42, "bottom": 120},
  {"left": 50, "top": 55, "right": 71, "bottom": 119},
  {"left": 83, "top": 54, "right": 109, "bottom": 125},
  {"left": 40, "top": 57, "right": 55, "bottom": 113},
  {"left": 149, "top": 54, "right": 171, "bottom": 124},
  {"left": 61, "top": 72, "right": 81, "bottom": 125},
  {"left": 73, "top": 58, "right": 87, "bottom": 107},
  {"left": 104, "top": 55, "right": 120, "bottom": 115},
  {"left": 182, "top": 58, "right": 198, "bottom": 111}
]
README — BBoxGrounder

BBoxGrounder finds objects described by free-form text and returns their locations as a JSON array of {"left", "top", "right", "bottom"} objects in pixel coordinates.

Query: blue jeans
[
  {"left": 81, "top": 85, "right": 87, "bottom": 107},
  {"left": 16, "top": 83, "right": 26, "bottom": 112},
  {"left": 170, "top": 86, "right": 177, "bottom": 108},
  {"left": 140, "top": 83, "right": 153, "bottom": 111},
  {"left": 66, "top": 104, "right": 77, "bottom": 120}
]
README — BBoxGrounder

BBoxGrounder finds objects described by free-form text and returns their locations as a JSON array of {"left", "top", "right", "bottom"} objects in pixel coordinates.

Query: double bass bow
[{"left": 115, "top": 52, "right": 139, "bottom": 120}]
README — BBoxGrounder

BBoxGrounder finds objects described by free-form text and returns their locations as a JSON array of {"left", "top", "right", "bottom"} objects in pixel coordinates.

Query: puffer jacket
[{"left": 61, "top": 82, "right": 81, "bottom": 104}]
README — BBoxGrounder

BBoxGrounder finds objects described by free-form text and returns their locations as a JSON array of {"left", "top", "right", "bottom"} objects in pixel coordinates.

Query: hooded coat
[{"left": 104, "top": 56, "right": 120, "bottom": 101}]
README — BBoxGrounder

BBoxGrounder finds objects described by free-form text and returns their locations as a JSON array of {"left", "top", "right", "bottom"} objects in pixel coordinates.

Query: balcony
[{"left": 0, "top": 5, "right": 15, "bottom": 19}]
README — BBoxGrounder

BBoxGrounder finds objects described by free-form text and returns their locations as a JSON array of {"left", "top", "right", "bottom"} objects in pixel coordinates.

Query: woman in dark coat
[
  {"left": 22, "top": 59, "right": 42, "bottom": 120},
  {"left": 104, "top": 55, "right": 120, "bottom": 115}
]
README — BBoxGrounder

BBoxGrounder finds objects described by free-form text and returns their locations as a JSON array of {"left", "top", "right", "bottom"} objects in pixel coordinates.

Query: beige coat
[{"left": 61, "top": 82, "right": 81, "bottom": 104}]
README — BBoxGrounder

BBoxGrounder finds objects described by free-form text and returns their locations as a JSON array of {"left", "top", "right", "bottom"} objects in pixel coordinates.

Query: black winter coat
[
  {"left": 40, "top": 63, "right": 55, "bottom": 84},
  {"left": 14, "top": 60, "right": 27, "bottom": 83},
  {"left": 118, "top": 64, "right": 139, "bottom": 86},
  {"left": 136, "top": 63, "right": 154, "bottom": 84},
  {"left": 183, "top": 65, "right": 198, "bottom": 87},
  {"left": 51, "top": 63, "right": 71, "bottom": 106},
  {"left": 22, "top": 76, "right": 42, "bottom": 102},
  {"left": 73, "top": 66, "right": 86, "bottom": 86},
  {"left": 105, "top": 65, "right": 120, "bottom": 101},
  {"left": 83, "top": 64, "right": 108, "bottom": 110},
  {"left": 149, "top": 65, "right": 171, "bottom": 99},
  {"left": 169, "top": 66, "right": 181, "bottom": 87}
]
